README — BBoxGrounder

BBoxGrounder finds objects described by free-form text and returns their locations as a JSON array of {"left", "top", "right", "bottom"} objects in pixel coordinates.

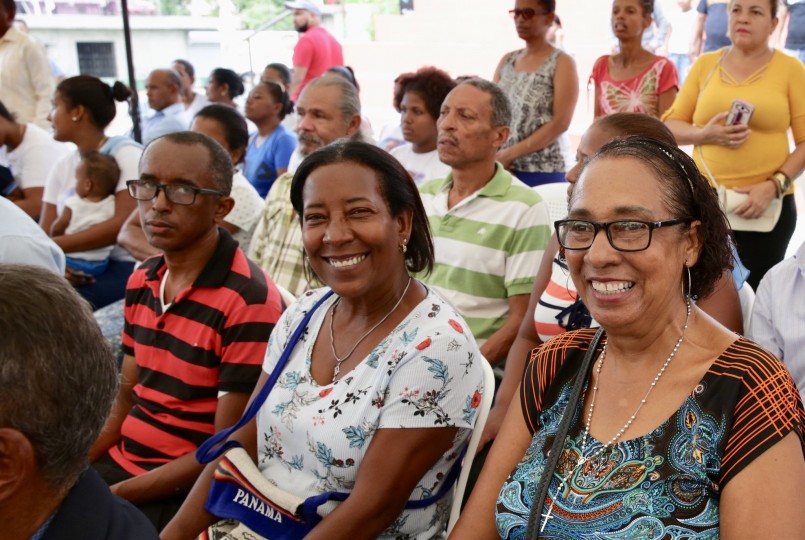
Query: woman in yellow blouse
[{"left": 663, "top": 0, "right": 805, "bottom": 289}]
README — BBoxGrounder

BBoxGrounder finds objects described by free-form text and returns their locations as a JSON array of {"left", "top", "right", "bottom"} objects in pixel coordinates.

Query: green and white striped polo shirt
[{"left": 418, "top": 163, "right": 551, "bottom": 345}]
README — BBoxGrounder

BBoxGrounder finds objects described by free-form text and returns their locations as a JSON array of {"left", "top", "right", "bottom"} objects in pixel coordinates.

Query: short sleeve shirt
[
  {"left": 291, "top": 26, "right": 344, "bottom": 101},
  {"left": 113, "top": 230, "right": 283, "bottom": 475},
  {"left": 591, "top": 55, "right": 679, "bottom": 117},
  {"left": 257, "top": 287, "right": 486, "bottom": 538},
  {"left": 698, "top": 0, "right": 732, "bottom": 52},
  {"left": 495, "top": 329, "right": 805, "bottom": 538}
]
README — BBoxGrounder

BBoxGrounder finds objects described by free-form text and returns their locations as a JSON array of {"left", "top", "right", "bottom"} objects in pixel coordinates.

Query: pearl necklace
[
  {"left": 329, "top": 277, "right": 413, "bottom": 383},
  {"left": 540, "top": 298, "right": 691, "bottom": 532}
]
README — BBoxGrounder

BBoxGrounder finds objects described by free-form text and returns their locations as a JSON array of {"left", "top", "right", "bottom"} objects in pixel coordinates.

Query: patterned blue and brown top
[{"left": 496, "top": 329, "right": 805, "bottom": 539}]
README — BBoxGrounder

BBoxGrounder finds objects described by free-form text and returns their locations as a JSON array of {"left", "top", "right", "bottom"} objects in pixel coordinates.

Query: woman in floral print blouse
[{"left": 163, "top": 141, "right": 486, "bottom": 539}]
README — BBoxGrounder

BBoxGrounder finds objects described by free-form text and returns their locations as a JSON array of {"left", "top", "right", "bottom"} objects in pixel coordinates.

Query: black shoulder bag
[{"left": 524, "top": 327, "right": 604, "bottom": 539}]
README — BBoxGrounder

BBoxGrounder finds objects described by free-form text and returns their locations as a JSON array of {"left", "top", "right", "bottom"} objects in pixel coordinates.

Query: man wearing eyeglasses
[{"left": 88, "top": 132, "right": 283, "bottom": 531}]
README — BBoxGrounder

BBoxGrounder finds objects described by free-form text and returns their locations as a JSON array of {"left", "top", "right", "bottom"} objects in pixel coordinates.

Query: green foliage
[
  {"left": 233, "top": 0, "right": 294, "bottom": 30},
  {"left": 159, "top": 0, "right": 190, "bottom": 15}
]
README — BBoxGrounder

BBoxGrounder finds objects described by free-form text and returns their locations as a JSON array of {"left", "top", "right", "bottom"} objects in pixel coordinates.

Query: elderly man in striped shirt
[{"left": 419, "top": 78, "right": 551, "bottom": 365}]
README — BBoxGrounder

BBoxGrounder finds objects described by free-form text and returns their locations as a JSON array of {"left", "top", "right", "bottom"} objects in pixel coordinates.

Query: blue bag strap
[
  {"left": 197, "top": 290, "right": 334, "bottom": 464},
  {"left": 99, "top": 135, "right": 143, "bottom": 156},
  {"left": 299, "top": 439, "right": 469, "bottom": 520}
]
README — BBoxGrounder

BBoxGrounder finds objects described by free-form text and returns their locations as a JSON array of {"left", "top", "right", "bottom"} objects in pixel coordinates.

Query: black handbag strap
[
  {"left": 524, "top": 327, "right": 605, "bottom": 539},
  {"left": 197, "top": 290, "right": 334, "bottom": 464}
]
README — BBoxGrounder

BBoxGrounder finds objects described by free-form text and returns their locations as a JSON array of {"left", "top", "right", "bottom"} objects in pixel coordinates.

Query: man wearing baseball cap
[{"left": 285, "top": 0, "right": 344, "bottom": 101}]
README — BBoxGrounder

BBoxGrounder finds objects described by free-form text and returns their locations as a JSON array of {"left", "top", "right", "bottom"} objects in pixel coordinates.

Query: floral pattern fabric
[
  {"left": 256, "top": 286, "right": 486, "bottom": 539},
  {"left": 496, "top": 329, "right": 805, "bottom": 539}
]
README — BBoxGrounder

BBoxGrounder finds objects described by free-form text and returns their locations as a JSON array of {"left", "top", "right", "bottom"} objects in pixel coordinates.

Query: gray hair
[
  {"left": 0, "top": 265, "right": 118, "bottom": 488},
  {"left": 457, "top": 78, "right": 511, "bottom": 129},
  {"left": 150, "top": 68, "right": 182, "bottom": 91},
  {"left": 302, "top": 75, "right": 362, "bottom": 130},
  {"left": 147, "top": 131, "right": 234, "bottom": 194}
]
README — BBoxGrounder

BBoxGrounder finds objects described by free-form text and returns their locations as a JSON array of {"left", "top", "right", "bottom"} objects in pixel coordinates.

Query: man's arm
[
  {"left": 479, "top": 235, "right": 558, "bottom": 448},
  {"left": 109, "top": 391, "right": 251, "bottom": 504},
  {"left": 747, "top": 276, "right": 783, "bottom": 359},
  {"left": 479, "top": 293, "right": 530, "bottom": 365},
  {"left": 289, "top": 66, "right": 308, "bottom": 101},
  {"left": 13, "top": 187, "right": 44, "bottom": 219},
  {"left": 90, "top": 353, "right": 137, "bottom": 461},
  {"left": 290, "top": 33, "right": 314, "bottom": 100}
]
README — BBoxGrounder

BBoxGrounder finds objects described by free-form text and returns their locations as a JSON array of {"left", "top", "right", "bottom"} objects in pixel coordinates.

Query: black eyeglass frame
[
  {"left": 126, "top": 179, "right": 225, "bottom": 206},
  {"left": 508, "top": 8, "right": 550, "bottom": 19},
  {"left": 554, "top": 218, "right": 693, "bottom": 253}
]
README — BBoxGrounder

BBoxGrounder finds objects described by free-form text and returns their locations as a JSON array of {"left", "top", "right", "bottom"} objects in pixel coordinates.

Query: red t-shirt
[{"left": 292, "top": 25, "right": 344, "bottom": 101}]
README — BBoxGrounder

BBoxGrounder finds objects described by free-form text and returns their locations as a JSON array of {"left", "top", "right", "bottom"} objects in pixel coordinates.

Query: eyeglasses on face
[
  {"left": 554, "top": 218, "right": 692, "bottom": 252},
  {"left": 126, "top": 179, "right": 225, "bottom": 206},
  {"left": 508, "top": 8, "right": 549, "bottom": 19}
]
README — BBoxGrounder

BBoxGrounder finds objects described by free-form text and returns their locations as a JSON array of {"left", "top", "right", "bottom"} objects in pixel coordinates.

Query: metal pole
[{"left": 120, "top": 0, "right": 141, "bottom": 143}]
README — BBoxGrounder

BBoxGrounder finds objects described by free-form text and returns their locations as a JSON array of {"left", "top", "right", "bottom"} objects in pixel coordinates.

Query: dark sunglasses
[{"left": 508, "top": 8, "right": 550, "bottom": 19}]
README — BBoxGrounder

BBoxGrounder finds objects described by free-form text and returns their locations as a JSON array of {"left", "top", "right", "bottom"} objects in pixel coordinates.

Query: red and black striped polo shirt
[{"left": 110, "top": 229, "right": 283, "bottom": 475}]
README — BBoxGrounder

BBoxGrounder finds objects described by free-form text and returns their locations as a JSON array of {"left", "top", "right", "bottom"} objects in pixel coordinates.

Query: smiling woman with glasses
[
  {"left": 555, "top": 217, "right": 692, "bottom": 252},
  {"left": 452, "top": 135, "right": 805, "bottom": 539},
  {"left": 492, "top": 0, "right": 578, "bottom": 188}
]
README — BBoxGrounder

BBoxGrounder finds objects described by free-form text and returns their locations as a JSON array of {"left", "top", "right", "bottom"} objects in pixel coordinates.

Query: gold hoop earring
[{"left": 399, "top": 239, "right": 408, "bottom": 254}]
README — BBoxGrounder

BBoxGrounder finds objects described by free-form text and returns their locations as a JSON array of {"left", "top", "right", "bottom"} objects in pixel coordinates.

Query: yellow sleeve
[
  {"left": 787, "top": 56, "right": 805, "bottom": 145},
  {"left": 662, "top": 52, "right": 721, "bottom": 124}
]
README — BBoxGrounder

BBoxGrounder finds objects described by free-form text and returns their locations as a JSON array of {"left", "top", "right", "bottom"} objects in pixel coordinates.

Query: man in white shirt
[
  {"left": 748, "top": 239, "right": 805, "bottom": 396},
  {"left": 0, "top": 0, "right": 53, "bottom": 130},
  {"left": 140, "top": 69, "right": 188, "bottom": 145},
  {"left": 0, "top": 196, "right": 65, "bottom": 274}
]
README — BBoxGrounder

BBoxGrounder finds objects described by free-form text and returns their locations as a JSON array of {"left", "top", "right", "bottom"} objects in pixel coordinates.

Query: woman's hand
[
  {"left": 732, "top": 180, "right": 778, "bottom": 219},
  {"left": 495, "top": 147, "right": 515, "bottom": 170},
  {"left": 700, "top": 112, "right": 751, "bottom": 148}
]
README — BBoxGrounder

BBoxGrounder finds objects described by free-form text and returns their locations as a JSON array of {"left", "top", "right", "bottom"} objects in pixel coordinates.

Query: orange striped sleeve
[
  {"left": 520, "top": 329, "right": 603, "bottom": 434},
  {"left": 713, "top": 339, "right": 805, "bottom": 487}
]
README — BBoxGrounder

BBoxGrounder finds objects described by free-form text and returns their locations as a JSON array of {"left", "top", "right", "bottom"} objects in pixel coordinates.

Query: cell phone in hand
[{"left": 726, "top": 99, "right": 754, "bottom": 126}]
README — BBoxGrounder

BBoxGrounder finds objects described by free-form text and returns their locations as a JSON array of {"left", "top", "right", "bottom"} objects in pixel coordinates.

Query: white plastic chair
[
  {"left": 533, "top": 181, "right": 570, "bottom": 225},
  {"left": 275, "top": 284, "right": 297, "bottom": 309},
  {"left": 738, "top": 282, "right": 755, "bottom": 331},
  {"left": 447, "top": 355, "right": 495, "bottom": 533}
]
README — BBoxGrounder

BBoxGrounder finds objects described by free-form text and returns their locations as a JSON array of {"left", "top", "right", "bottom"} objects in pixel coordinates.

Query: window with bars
[{"left": 76, "top": 42, "right": 117, "bottom": 78}]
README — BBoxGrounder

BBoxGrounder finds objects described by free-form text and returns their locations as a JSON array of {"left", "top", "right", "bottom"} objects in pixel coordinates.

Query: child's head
[{"left": 76, "top": 152, "right": 120, "bottom": 199}]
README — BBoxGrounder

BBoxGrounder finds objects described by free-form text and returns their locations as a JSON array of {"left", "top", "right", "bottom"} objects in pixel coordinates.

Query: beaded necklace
[{"left": 540, "top": 298, "right": 692, "bottom": 532}]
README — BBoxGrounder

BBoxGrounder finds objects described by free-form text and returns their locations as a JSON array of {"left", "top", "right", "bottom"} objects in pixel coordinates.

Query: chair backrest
[
  {"left": 275, "top": 284, "right": 297, "bottom": 310},
  {"left": 533, "top": 182, "right": 570, "bottom": 225},
  {"left": 738, "top": 282, "right": 755, "bottom": 331},
  {"left": 447, "top": 355, "right": 495, "bottom": 533}
]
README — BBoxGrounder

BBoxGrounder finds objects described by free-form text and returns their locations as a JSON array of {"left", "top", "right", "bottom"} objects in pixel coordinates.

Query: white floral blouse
[{"left": 256, "top": 286, "right": 486, "bottom": 538}]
